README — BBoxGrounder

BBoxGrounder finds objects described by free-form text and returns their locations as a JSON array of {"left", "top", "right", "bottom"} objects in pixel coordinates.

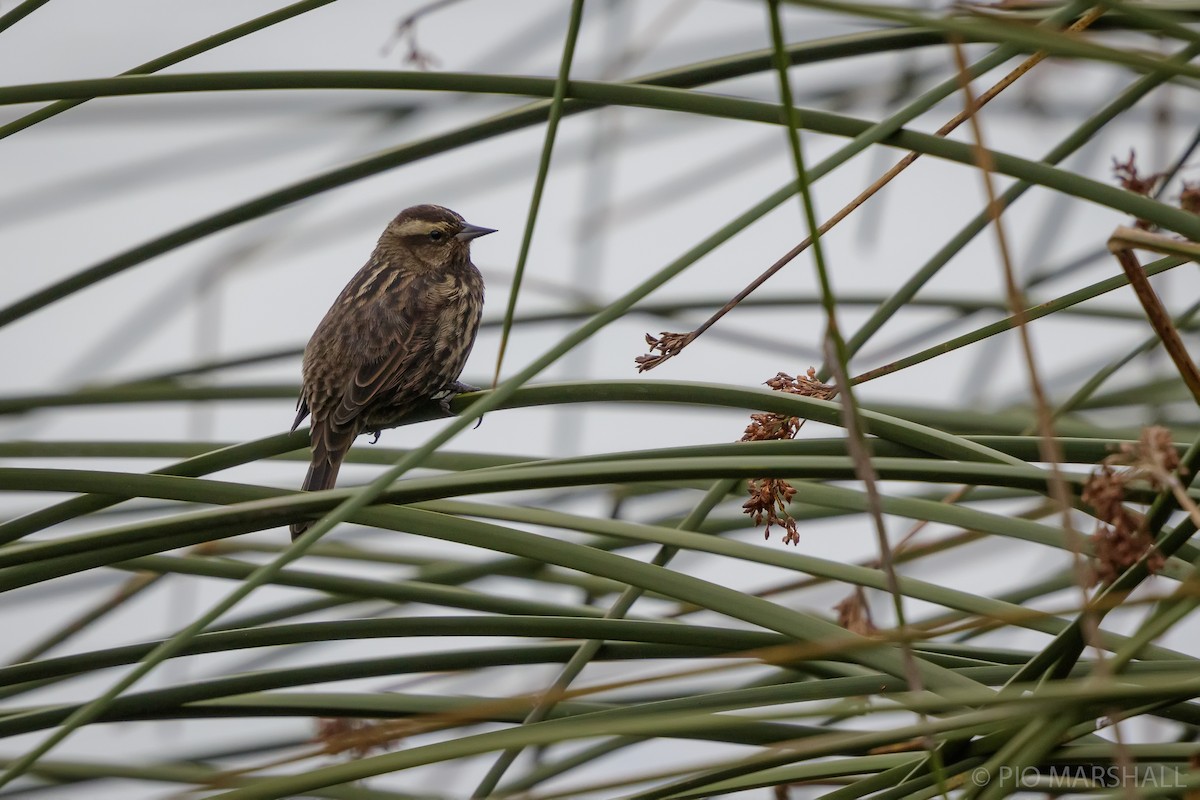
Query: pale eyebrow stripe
[{"left": 393, "top": 219, "right": 452, "bottom": 236}]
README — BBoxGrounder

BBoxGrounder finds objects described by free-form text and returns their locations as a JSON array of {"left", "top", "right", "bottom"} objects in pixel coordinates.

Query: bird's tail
[{"left": 290, "top": 431, "right": 352, "bottom": 541}]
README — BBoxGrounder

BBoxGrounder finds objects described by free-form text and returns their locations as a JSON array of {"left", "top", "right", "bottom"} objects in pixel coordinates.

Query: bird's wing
[{"left": 328, "top": 272, "right": 451, "bottom": 430}]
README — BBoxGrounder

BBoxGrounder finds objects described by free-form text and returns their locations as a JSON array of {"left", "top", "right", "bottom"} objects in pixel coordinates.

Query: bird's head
[{"left": 377, "top": 204, "right": 495, "bottom": 269}]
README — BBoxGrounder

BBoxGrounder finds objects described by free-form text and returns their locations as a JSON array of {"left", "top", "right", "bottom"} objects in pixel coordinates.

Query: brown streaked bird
[{"left": 289, "top": 204, "right": 494, "bottom": 540}]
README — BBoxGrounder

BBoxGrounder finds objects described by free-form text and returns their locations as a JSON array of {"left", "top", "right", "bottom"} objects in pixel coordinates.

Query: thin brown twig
[
  {"left": 1108, "top": 227, "right": 1200, "bottom": 405},
  {"left": 948, "top": 39, "right": 1081, "bottom": 556},
  {"left": 636, "top": 5, "right": 1106, "bottom": 372},
  {"left": 824, "top": 337, "right": 933, "bottom": 710},
  {"left": 950, "top": 36, "right": 1140, "bottom": 794}
]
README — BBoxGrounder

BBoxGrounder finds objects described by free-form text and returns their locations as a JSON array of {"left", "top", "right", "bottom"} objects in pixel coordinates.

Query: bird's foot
[
  {"left": 432, "top": 381, "right": 484, "bottom": 426},
  {"left": 367, "top": 429, "right": 382, "bottom": 444},
  {"left": 433, "top": 381, "right": 481, "bottom": 414}
]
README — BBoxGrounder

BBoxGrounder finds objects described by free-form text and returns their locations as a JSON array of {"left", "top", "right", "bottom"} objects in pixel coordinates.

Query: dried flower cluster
[
  {"left": 740, "top": 369, "right": 836, "bottom": 546},
  {"left": 1081, "top": 426, "right": 1178, "bottom": 585},
  {"left": 742, "top": 369, "right": 837, "bottom": 444},
  {"left": 767, "top": 368, "right": 838, "bottom": 398},
  {"left": 635, "top": 331, "right": 693, "bottom": 372},
  {"left": 1112, "top": 150, "right": 1166, "bottom": 198},
  {"left": 835, "top": 586, "right": 878, "bottom": 636},
  {"left": 1111, "top": 150, "right": 1199, "bottom": 230},
  {"left": 314, "top": 717, "right": 401, "bottom": 759},
  {"left": 1182, "top": 183, "right": 1200, "bottom": 216},
  {"left": 742, "top": 412, "right": 801, "bottom": 442},
  {"left": 745, "top": 478, "right": 801, "bottom": 546},
  {"left": 383, "top": 6, "right": 440, "bottom": 69}
]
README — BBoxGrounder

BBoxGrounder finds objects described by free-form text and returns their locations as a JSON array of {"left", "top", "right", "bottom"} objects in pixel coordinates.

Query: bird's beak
[{"left": 456, "top": 223, "right": 497, "bottom": 242}]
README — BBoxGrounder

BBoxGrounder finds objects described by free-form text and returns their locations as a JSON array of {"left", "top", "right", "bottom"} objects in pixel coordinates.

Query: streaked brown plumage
[{"left": 289, "top": 204, "right": 493, "bottom": 540}]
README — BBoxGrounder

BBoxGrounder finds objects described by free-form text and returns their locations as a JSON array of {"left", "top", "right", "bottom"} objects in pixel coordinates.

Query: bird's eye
[{"left": 428, "top": 230, "right": 444, "bottom": 242}]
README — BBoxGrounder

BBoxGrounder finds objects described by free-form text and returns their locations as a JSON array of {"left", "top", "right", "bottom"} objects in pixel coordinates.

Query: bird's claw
[{"left": 368, "top": 430, "right": 381, "bottom": 444}]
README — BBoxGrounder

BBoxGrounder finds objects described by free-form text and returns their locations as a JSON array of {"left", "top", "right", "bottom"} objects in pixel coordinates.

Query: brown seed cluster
[
  {"left": 1111, "top": 150, "right": 1200, "bottom": 230},
  {"left": 740, "top": 368, "right": 836, "bottom": 546},
  {"left": 1081, "top": 426, "right": 1178, "bottom": 585},
  {"left": 744, "top": 478, "right": 801, "bottom": 546},
  {"left": 742, "top": 412, "right": 800, "bottom": 442},
  {"left": 741, "top": 368, "right": 837, "bottom": 444},
  {"left": 765, "top": 368, "right": 838, "bottom": 399},
  {"left": 1112, "top": 150, "right": 1166, "bottom": 200},
  {"left": 834, "top": 586, "right": 878, "bottom": 636},
  {"left": 313, "top": 717, "right": 400, "bottom": 759},
  {"left": 383, "top": 6, "right": 440, "bottom": 69},
  {"left": 1182, "top": 183, "right": 1200, "bottom": 216},
  {"left": 635, "top": 331, "right": 693, "bottom": 373}
]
